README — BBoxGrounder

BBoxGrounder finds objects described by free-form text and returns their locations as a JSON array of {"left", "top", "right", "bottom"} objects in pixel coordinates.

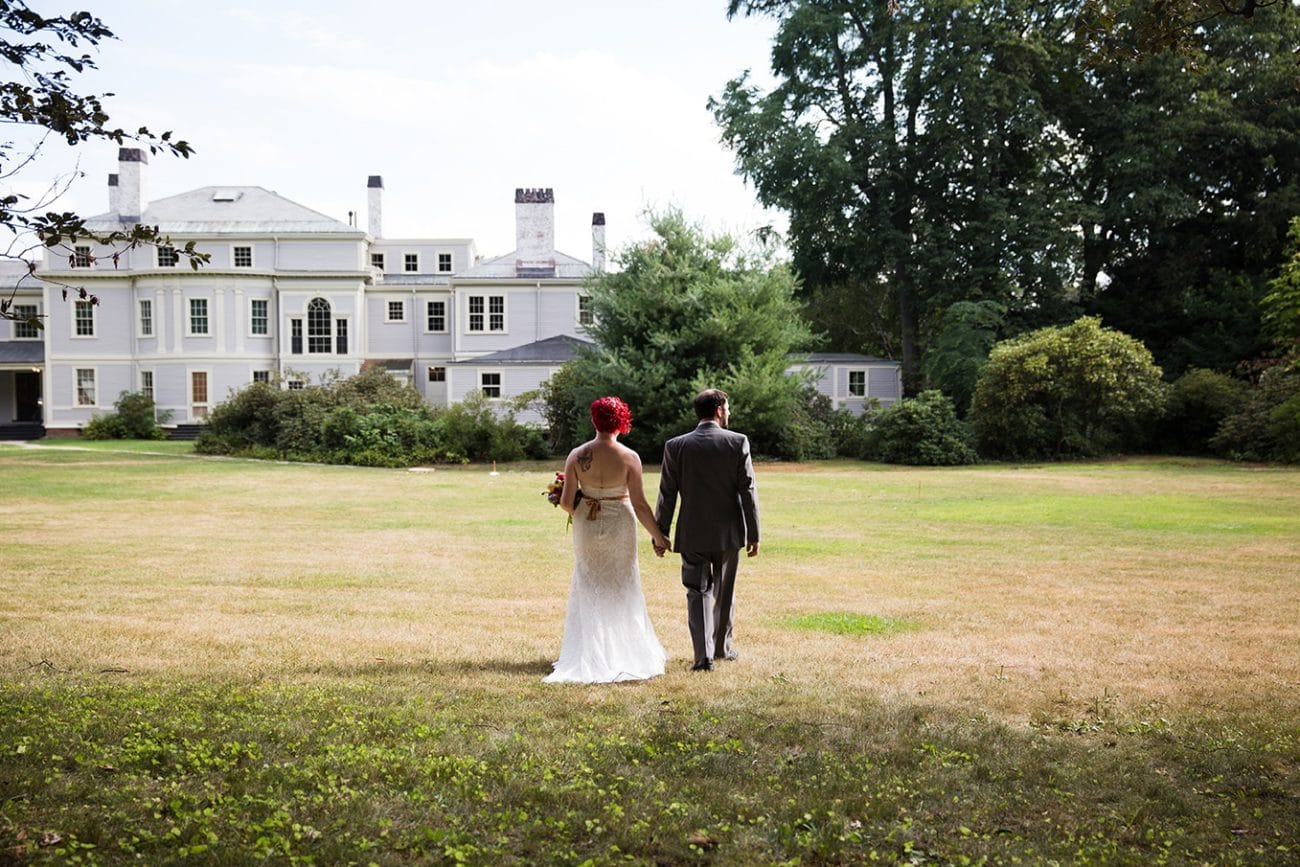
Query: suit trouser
[{"left": 679, "top": 549, "right": 740, "bottom": 666}]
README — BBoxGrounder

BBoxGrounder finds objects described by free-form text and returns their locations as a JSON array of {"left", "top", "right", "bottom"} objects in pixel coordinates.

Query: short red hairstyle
[{"left": 590, "top": 396, "right": 633, "bottom": 435}]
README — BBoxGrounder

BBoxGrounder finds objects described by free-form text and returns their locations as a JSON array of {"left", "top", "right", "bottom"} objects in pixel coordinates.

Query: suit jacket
[{"left": 656, "top": 421, "right": 760, "bottom": 553}]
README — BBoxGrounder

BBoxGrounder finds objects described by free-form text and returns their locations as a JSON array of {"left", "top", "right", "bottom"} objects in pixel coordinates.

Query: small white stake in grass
[{"left": 490, "top": 460, "right": 499, "bottom": 477}]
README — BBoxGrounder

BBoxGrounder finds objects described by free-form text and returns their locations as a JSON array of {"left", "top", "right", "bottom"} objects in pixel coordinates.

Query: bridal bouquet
[
  {"left": 543, "top": 472, "right": 583, "bottom": 529},
  {"left": 543, "top": 471, "right": 565, "bottom": 506}
]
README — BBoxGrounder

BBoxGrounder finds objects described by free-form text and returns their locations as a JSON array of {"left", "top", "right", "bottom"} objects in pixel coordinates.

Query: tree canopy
[{"left": 713, "top": 0, "right": 1298, "bottom": 390}]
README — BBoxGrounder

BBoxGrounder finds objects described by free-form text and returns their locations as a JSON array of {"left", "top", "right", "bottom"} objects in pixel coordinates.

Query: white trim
[
  {"left": 465, "top": 292, "right": 507, "bottom": 334},
  {"left": 10, "top": 302, "right": 41, "bottom": 340},
  {"left": 385, "top": 298, "right": 407, "bottom": 323},
  {"left": 137, "top": 298, "right": 154, "bottom": 339},
  {"left": 186, "top": 296, "right": 212, "bottom": 337},
  {"left": 848, "top": 368, "right": 866, "bottom": 398},
  {"left": 74, "top": 366, "right": 98, "bottom": 407},
  {"left": 70, "top": 299, "right": 97, "bottom": 339},
  {"left": 576, "top": 293, "right": 594, "bottom": 329},
  {"left": 478, "top": 368, "right": 503, "bottom": 400},
  {"left": 72, "top": 244, "right": 94, "bottom": 269},
  {"left": 187, "top": 367, "right": 212, "bottom": 421},
  {"left": 248, "top": 297, "right": 271, "bottom": 338},
  {"left": 424, "top": 299, "right": 449, "bottom": 334}
]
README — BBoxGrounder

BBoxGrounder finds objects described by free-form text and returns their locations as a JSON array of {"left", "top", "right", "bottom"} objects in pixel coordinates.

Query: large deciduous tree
[
  {"left": 712, "top": 0, "right": 1079, "bottom": 393},
  {"left": 552, "top": 210, "right": 816, "bottom": 460},
  {"left": 713, "top": 0, "right": 1297, "bottom": 392},
  {"left": 0, "top": 2, "right": 203, "bottom": 325},
  {"left": 1076, "top": 2, "right": 1300, "bottom": 376}
]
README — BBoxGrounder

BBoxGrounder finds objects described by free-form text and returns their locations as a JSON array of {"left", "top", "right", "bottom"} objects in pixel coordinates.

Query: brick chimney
[
  {"left": 115, "top": 147, "right": 147, "bottom": 220},
  {"left": 591, "top": 212, "right": 606, "bottom": 273},
  {"left": 367, "top": 175, "right": 383, "bottom": 238},
  {"left": 515, "top": 187, "right": 555, "bottom": 276}
]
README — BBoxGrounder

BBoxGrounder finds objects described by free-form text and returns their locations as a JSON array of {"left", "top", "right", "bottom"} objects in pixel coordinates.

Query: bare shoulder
[{"left": 569, "top": 441, "right": 595, "bottom": 472}]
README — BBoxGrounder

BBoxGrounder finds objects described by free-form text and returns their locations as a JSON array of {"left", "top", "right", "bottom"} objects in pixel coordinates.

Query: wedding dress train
[{"left": 544, "top": 484, "right": 667, "bottom": 683}]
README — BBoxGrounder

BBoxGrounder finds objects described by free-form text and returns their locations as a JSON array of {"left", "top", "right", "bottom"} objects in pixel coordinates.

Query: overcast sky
[{"left": 11, "top": 1, "right": 785, "bottom": 264}]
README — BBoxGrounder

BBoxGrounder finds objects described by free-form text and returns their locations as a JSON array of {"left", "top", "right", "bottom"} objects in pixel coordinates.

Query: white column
[
  {"left": 234, "top": 287, "right": 245, "bottom": 353},
  {"left": 171, "top": 289, "right": 183, "bottom": 354}
]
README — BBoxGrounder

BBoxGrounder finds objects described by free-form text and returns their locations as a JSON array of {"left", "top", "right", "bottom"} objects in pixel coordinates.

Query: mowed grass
[{"left": 0, "top": 444, "right": 1297, "bottom": 864}]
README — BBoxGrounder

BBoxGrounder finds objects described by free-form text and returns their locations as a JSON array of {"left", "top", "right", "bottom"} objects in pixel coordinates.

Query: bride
[{"left": 543, "top": 396, "right": 671, "bottom": 683}]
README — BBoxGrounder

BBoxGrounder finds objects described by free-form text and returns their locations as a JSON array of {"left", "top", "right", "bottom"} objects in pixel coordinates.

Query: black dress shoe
[{"left": 691, "top": 660, "right": 713, "bottom": 672}]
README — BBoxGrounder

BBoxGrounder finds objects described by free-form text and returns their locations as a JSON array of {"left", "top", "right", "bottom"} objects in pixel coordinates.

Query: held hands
[{"left": 651, "top": 535, "right": 671, "bottom": 558}]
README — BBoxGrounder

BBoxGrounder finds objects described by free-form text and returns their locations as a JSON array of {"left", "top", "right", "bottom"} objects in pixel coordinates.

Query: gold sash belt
[{"left": 583, "top": 494, "right": 629, "bottom": 520}]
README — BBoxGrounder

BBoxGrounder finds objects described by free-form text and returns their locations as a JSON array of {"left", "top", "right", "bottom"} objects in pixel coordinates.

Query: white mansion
[{"left": 0, "top": 149, "right": 900, "bottom": 437}]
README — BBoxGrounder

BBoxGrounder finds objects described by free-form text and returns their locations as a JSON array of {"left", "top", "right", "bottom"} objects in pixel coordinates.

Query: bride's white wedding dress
[{"left": 544, "top": 484, "right": 667, "bottom": 683}]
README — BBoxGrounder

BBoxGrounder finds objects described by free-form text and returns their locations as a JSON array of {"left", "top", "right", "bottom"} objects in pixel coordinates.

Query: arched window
[{"left": 307, "top": 297, "right": 332, "bottom": 353}]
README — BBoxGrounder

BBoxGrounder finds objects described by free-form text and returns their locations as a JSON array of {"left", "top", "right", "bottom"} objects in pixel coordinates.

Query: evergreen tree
[{"left": 557, "top": 210, "right": 815, "bottom": 459}]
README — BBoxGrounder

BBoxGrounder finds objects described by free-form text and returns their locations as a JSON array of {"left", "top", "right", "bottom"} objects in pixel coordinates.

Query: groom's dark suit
[{"left": 655, "top": 420, "right": 760, "bottom": 668}]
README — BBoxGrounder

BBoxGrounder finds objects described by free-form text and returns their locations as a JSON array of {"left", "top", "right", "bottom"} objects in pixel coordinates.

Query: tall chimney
[
  {"left": 116, "top": 147, "right": 147, "bottom": 220},
  {"left": 515, "top": 187, "right": 555, "bottom": 266},
  {"left": 107, "top": 173, "right": 121, "bottom": 216},
  {"left": 591, "top": 212, "right": 606, "bottom": 273},
  {"left": 367, "top": 175, "right": 383, "bottom": 237}
]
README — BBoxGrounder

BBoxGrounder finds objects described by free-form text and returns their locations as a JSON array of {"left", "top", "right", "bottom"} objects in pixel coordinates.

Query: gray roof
[
  {"left": 0, "top": 342, "right": 44, "bottom": 364},
  {"left": 83, "top": 186, "right": 362, "bottom": 236},
  {"left": 458, "top": 249, "right": 593, "bottom": 280},
  {"left": 797, "top": 352, "right": 898, "bottom": 365},
  {"left": 458, "top": 334, "right": 594, "bottom": 364}
]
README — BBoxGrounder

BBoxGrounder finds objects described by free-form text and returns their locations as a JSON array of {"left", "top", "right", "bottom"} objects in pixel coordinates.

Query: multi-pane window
[
  {"left": 290, "top": 318, "right": 303, "bottom": 354},
  {"left": 428, "top": 366, "right": 446, "bottom": 383},
  {"left": 74, "top": 300, "right": 95, "bottom": 336},
  {"left": 189, "top": 298, "right": 209, "bottom": 335},
  {"left": 157, "top": 246, "right": 179, "bottom": 267},
  {"left": 233, "top": 246, "right": 253, "bottom": 267},
  {"left": 139, "top": 299, "right": 153, "bottom": 337},
  {"left": 307, "top": 298, "right": 331, "bottom": 353},
  {"left": 287, "top": 380, "right": 304, "bottom": 391},
  {"left": 480, "top": 372, "right": 501, "bottom": 399},
  {"left": 75, "top": 368, "right": 95, "bottom": 406},
  {"left": 578, "top": 295, "right": 593, "bottom": 327},
  {"left": 250, "top": 299, "right": 269, "bottom": 335},
  {"left": 404, "top": 253, "right": 419, "bottom": 273},
  {"left": 140, "top": 370, "right": 154, "bottom": 401},
  {"left": 371, "top": 252, "right": 385, "bottom": 270},
  {"left": 253, "top": 370, "right": 271, "bottom": 384},
  {"left": 12, "top": 304, "right": 38, "bottom": 339},
  {"left": 438, "top": 253, "right": 452, "bottom": 272},
  {"left": 335, "top": 318, "right": 348, "bottom": 355},
  {"left": 426, "top": 300, "right": 446, "bottom": 332},
  {"left": 468, "top": 294, "right": 505, "bottom": 332},
  {"left": 386, "top": 300, "right": 405, "bottom": 322},
  {"left": 73, "top": 246, "right": 92, "bottom": 268},
  {"left": 848, "top": 370, "right": 866, "bottom": 397}
]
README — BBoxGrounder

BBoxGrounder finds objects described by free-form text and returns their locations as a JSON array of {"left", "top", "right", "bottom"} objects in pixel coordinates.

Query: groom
[{"left": 654, "top": 388, "right": 760, "bottom": 671}]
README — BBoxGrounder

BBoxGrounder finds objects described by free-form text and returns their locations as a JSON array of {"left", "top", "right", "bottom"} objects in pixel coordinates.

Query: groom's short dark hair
[{"left": 694, "top": 388, "right": 729, "bottom": 420}]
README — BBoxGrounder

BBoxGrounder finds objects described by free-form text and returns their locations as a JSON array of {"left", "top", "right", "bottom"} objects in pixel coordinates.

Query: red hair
[{"left": 590, "top": 396, "right": 632, "bottom": 435}]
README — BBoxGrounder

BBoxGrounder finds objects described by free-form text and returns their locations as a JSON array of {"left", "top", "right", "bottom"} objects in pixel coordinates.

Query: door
[
  {"left": 190, "top": 371, "right": 209, "bottom": 420},
  {"left": 14, "top": 371, "right": 41, "bottom": 422}
]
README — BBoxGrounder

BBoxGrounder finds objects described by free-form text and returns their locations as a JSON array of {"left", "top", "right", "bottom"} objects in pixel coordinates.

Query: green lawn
[{"left": 1, "top": 446, "right": 1296, "bottom": 864}]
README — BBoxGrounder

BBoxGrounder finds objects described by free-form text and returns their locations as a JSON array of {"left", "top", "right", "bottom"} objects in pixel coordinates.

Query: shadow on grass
[{"left": 300, "top": 656, "right": 556, "bottom": 678}]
